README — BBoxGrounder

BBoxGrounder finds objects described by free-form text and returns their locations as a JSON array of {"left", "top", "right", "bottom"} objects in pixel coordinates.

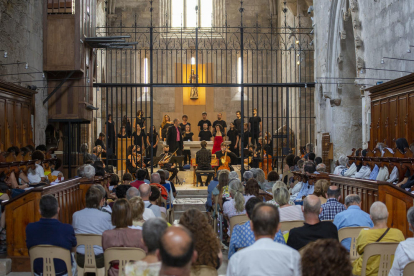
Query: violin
[
  {"left": 159, "top": 148, "right": 179, "bottom": 165},
  {"left": 218, "top": 147, "right": 231, "bottom": 171}
]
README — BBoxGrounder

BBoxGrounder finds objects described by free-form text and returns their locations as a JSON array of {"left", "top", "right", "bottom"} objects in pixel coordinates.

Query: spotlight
[
  {"left": 25, "top": 63, "right": 29, "bottom": 69},
  {"left": 381, "top": 59, "right": 385, "bottom": 64},
  {"left": 297, "top": 61, "right": 300, "bottom": 65},
  {"left": 3, "top": 52, "right": 7, "bottom": 58},
  {"left": 295, "top": 40, "right": 300, "bottom": 44}
]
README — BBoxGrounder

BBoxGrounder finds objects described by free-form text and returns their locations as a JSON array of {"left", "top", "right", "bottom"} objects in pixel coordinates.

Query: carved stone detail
[
  {"left": 340, "top": 30, "right": 346, "bottom": 40},
  {"left": 342, "top": 8, "right": 350, "bottom": 21},
  {"left": 350, "top": 0, "right": 358, "bottom": 12},
  {"left": 353, "top": 17, "right": 361, "bottom": 29},
  {"left": 337, "top": 53, "right": 344, "bottom": 64},
  {"left": 355, "top": 36, "right": 362, "bottom": 48},
  {"left": 357, "top": 57, "right": 364, "bottom": 69},
  {"left": 330, "top": 99, "right": 342, "bottom": 107}
]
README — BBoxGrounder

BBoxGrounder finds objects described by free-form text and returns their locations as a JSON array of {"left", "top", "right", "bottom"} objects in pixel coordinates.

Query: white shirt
[
  {"left": 143, "top": 208, "right": 156, "bottom": 220},
  {"left": 27, "top": 164, "right": 45, "bottom": 184},
  {"left": 389, "top": 238, "right": 414, "bottom": 276},
  {"left": 227, "top": 238, "right": 301, "bottom": 276},
  {"left": 279, "top": 205, "right": 304, "bottom": 222},
  {"left": 144, "top": 201, "right": 162, "bottom": 218}
]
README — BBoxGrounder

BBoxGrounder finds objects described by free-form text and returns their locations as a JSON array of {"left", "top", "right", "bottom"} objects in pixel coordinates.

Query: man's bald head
[
  {"left": 303, "top": 195, "right": 321, "bottom": 215},
  {"left": 158, "top": 226, "right": 196, "bottom": 268},
  {"left": 139, "top": 184, "right": 151, "bottom": 200},
  {"left": 251, "top": 203, "right": 280, "bottom": 237}
]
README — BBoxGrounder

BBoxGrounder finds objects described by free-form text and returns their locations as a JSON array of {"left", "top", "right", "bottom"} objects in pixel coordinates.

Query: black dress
[
  {"left": 182, "top": 132, "right": 194, "bottom": 164},
  {"left": 126, "top": 158, "right": 137, "bottom": 174},
  {"left": 161, "top": 123, "right": 173, "bottom": 140},
  {"left": 106, "top": 121, "right": 116, "bottom": 151},
  {"left": 146, "top": 132, "right": 158, "bottom": 157}
]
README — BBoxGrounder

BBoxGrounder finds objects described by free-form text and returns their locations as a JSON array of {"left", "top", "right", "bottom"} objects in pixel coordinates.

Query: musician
[
  {"left": 95, "top": 133, "right": 107, "bottom": 155},
  {"left": 126, "top": 145, "right": 142, "bottom": 174},
  {"left": 227, "top": 122, "right": 239, "bottom": 156},
  {"left": 214, "top": 142, "right": 237, "bottom": 171},
  {"left": 213, "top": 113, "right": 227, "bottom": 135},
  {"left": 158, "top": 146, "right": 178, "bottom": 182},
  {"left": 199, "top": 123, "right": 213, "bottom": 141},
  {"left": 244, "top": 144, "right": 260, "bottom": 168},
  {"left": 234, "top": 111, "right": 242, "bottom": 135},
  {"left": 133, "top": 123, "right": 145, "bottom": 152},
  {"left": 117, "top": 125, "right": 129, "bottom": 138},
  {"left": 249, "top": 108, "right": 262, "bottom": 146},
  {"left": 166, "top": 118, "right": 183, "bottom": 156},
  {"left": 196, "top": 141, "right": 212, "bottom": 187}
]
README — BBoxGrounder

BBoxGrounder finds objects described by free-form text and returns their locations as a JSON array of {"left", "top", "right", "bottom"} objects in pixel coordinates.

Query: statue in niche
[{"left": 189, "top": 69, "right": 199, "bottom": 99}]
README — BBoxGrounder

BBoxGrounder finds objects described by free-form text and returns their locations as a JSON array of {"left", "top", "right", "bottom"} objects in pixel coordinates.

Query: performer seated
[
  {"left": 195, "top": 141, "right": 212, "bottom": 187},
  {"left": 126, "top": 145, "right": 143, "bottom": 174},
  {"left": 214, "top": 142, "right": 237, "bottom": 171},
  {"left": 244, "top": 144, "right": 260, "bottom": 168},
  {"left": 158, "top": 146, "right": 178, "bottom": 183}
]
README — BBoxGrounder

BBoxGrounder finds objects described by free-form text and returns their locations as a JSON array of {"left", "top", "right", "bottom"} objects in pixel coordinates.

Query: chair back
[
  {"left": 338, "top": 227, "right": 366, "bottom": 262},
  {"left": 229, "top": 214, "right": 249, "bottom": 235},
  {"left": 75, "top": 234, "right": 103, "bottom": 274},
  {"left": 360, "top": 242, "right": 399, "bottom": 276},
  {"left": 280, "top": 220, "right": 304, "bottom": 233},
  {"left": 161, "top": 211, "right": 167, "bottom": 220},
  {"left": 29, "top": 245, "right": 72, "bottom": 276},
  {"left": 403, "top": 260, "right": 414, "bottom": 276},
  {"left": 190, "top": 265, "right": 219, "bottom": 276},
  {"left": 104, "top": 247, "right": 146, "bottom": 276}
]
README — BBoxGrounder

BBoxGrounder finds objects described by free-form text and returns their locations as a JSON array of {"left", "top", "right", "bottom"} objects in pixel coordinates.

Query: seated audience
[
  {"left": 129, "top": 196, "right": 146, "bottom": 229},
  {"left": 125, "top": 218, "right": 168, "bottom": 276},
  {"left": 149, "top": 172, "right": 168, "bottom": 200},
  {"left": 301, "top": 239, "right": 352, "bottom": 276},
  {"left": 126, "top": 186, "right": 156, "bottom": 220},
  {"left": 102, "top": 199, "right": 146, "bottom": 276},
  {"left": 157, "top": 226, "right": 197, "bottom": 276},
  {"left": 149, "top": 185, "right": 167, "bottom": 216},
  {"left": 333, "top": 194, "right": 373, "bottom": 251},
  {"left": 267, "top": 181, "right": 294, "bottom": 206},
  {"left": 269, "top": 184, "right": 304, "bottom": 222},
  {"left": 312, "top": 179, "right": 329, "bottom": 204},
  {"left": 229, "top": 197, "right": 285, "bottom": 259},
  {"left": 122, "top": 172, "right": 133, "bottom": 185},
  {"left": 109, "top": 174, "right": 119, "bottom": 190},
  {"left": 215, "top": 169, "right": 231, "bottom": 210},
  {"left": 319, "top": 186, "right": 345, "bottom": 221},
  {"left": 308, "top": 152, "right": 316, "bottom": 163},
  {"left": 139, "top": 184, "right": 162, "bottom": 217},
  {"left": 316, "top": 163, "right": 326, "bottom": 173},
  {"left": 206, "top": 171, "right": 220, "bottom": 211},
  {"left": 389, "top": 206, "right": 414, "bottom": 276},
  {"left": 227, "top": 203, "right": 301, "bottom": 276},
  {"left": 130, "top": 169, "right": 147, "bottom": 190},
  {"left": 245, "top": 179, "right": 260, "bottom": 198},
  {"left": 314, "top": 157, "right": 323, "bottom": 166},
  {"left": 72, "top": 187, "right": 113, "bottom": 268},
  {"left": 223, "top": 179, "right": 253, "bottom": 220},
  {"left": 254, "top": 168, "right": 266, "bottom": 188},
  {"left": 179, "top": 209, "right": 222, "bottom": 270},
  {"left": 287, "top": 195, "right": 338, "bottom": 250},
  {"left": 115, "top": 184, "right": 131, "bottom": 200},
  {"left": 26, "top": 195, "right": 76, "bottom": 275},
  {"left": 158, "top": 170, "right": 174, "bottom": 202},
  {"left": 334, "top": 155, "right": 349, "bottom": 175},
  {"left": 294, "top": 161, "right": 317, "bottom": 201},
  {"left": 243, "top": 170, "right": 254, "bottom": 183},
  {"left": 27, "top": 150, "right": 47, "bottom": 184},
  {"left": 261, "top": 170, "right": 279, "bottom": 191},
  {"left": 352, "top": 202, "right": 405, "bottom": 276}
]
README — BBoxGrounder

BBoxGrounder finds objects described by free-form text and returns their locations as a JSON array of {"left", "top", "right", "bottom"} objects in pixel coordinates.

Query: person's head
[
  {"left": 109, "top": 174, "right": 119, "bottom": 187},
  {"left": 85, "top": 186, "right": 103, "bottom": 209},
  {"left": 143, "top": 218, "right": 168, "bottom": 254},
  {"left": 112, "top": 198, "right": 132, "bottom": 228},
  {"left": 39, "top": 195, "right": 59, "bottom": 219},
  {"left": 229, "top": 179, "right": 245, "bottom": 213},
  {"left": 326, "top": 186, "right": 341, "bottom": 200},
  {"left": 158, "top": 226, "right": 197, "bottom": 270},
  {"left": 217, "top": 113, "right": 222, "bottom": 120},
  {"left": 301, "top": 239, "right": 352, "bottom": 276},
  {"left": 32, "top": 150, "right": 45, "bottom": 164},
  {"left": 129, "top": 196, "right": 145, "bottom": 222},
  {"left": 316, "top": 163, "right": 326, "bottom": 173},
  {"left": 185, "top": 124, "right": 190, "bottom": 132},
  {"left": 395, "top": 138, "right": 409, "bottom": 153},
  {"left": 137, "top": 110, "right": 143, "bottom": 117},
  {"left": 236, "top": 111, "right": 241, "bottom": 118},
  {"left": 338, "top": 155, "right": 349, "bottom": 166},
  {"left": 243, "top": 170, "right": 254, "bottom": 181},
  {"left": 108, "top": 114, "right": 112, "bottom": 121},
  {"left": 245, "top": 179, "right": 260, "bottom": 197},
  {"left": 200, "top": 141, "right": 207, "bottom": 149},
  {"left": 267, "top": 171, "right": 279, "bottom": 182},
  {"left": 302, "top": 195, "right": 322, "bottom": 216},
  {"left": 182, "top": 114, "right": 188, "bottom": 122},
  {"left": 306, "top": 143, "right": 314, "bottom": 153},
  {"left": 149, "top": 185, "right": 161, "bottom": 202},
  {"left": 179, "top": 209, "right": 220, "bottom": 268},
  {"left": 136, "top": 168, "right": 147, "bottom": 181},
  {"left": 272, "top": 183, "right": 290, "bottom": 206},
  {"left": 77, "top": 165, "right": 86, "bottom": 177},
  {"left": 202, "top": 123, "right": 208, "bottom": 130},
  {"left": 250, "top": 203, "right": 280, "bottom": 238},
  {"left": 243, "top": 122, "right": 248, "bottom": 130},
  {"left": 126, "top": 187, "right": 140, "bottom": 201},
  {"left": 92, "top": 184, "right": 106, "bottom": 199},
  {"left": 53, "top": 158, "right": 62, "bottom": 171},
  {"left": 136, "top": 123, "right": 141, "bottom": 132},
  {"left": 215, "top": 124, "right": 222, "bottom": 133},
  {"left": 255, "top": 168, "right": 266, "bottom": 184},
  {"left": 248, "top": 144, "right": 255, "bottom": 152},
  {"left": 98, "top": 133, "right": 105, "bottom": 141},
  {"left": 163, "top": 145, "right": 169, "bottom": 152},
  {"left": 228, "top": 171, "right": 239, "bottom": 181},
  {"left": 83, "top": 164, "right": 96, "bottom": 179},
  {"left": 26, "top": 144, "right": 35, "bottom": 152},
  {"left": 151, "top": 172, "right": 161, "bottom": 184},
  {"left": 370, "top": 201, "right": 389, "bottom": 225},
  {"left": 303, "top": 161, "right": 316, "bottom": 174},
  {"left": 253, "top": 108, "right": 257, "bottom": 116},
  {"left": 139, "top": 184, "right": 152, "bottom": 200},
  {"left": 217, "top": 169, "right": 230, "bottom": 191},
  {"left": 115, "top": 184, "right": 131, "bottom": 199},
  {"left": 158, "top": 170, "right": 166, "bottom": 184},
  {"left": 120, "top": 125, "right": 126, "bottom": 134},
  {"left": 245, "top": 197, "right": 263, "bottom": 219},
  {"left": 293, "top": 156, "right": 301, "bottom": 166},
  {"left": 173, "top": 118, "right": 179, "bottom": 127},
  {"left": 94, "top": 166, "right": 105, "bottom": 177},
  {"left": 285, "top": 154, "right": 295, "bottom": 167},
  {"left": 308, "top": 152, "right": 316, "bottom": 162},
  {"left": 123, "top": 172, "right": 133, "bottom": 184},
  {"left": 314, "top": 157, "right": 323, "bottom": 166},
  {"left": 313, "top": 179, "right": 330, "bottom": 198},
  {"left": 220, "top": 142, "right": 227, "bottom": 152},
  {"left": 297, "top": 159, "right": 305, "bottom": 171},
  {"left": 202, "top": 112, "right": 207, "bottom": 119},
  {"left": 344, "top": 194, "right": 361, "bottom": 208},
  {"left": 229, "top": 122, "right": 235, "bottom": 129},
  {"left": 407, "top": 207, "right": 414, "bottom": 233},
  {"left": 35, "top": 144, "right": 47, "bottom": 153}
]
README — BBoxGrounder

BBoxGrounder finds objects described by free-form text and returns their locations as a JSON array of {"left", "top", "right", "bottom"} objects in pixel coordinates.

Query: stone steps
[
  {"left": 172, "top": 198, "right": 207, "bottom": 221},
  {"left": 176, "top": 189, "right": 208, "bottom": 199}
]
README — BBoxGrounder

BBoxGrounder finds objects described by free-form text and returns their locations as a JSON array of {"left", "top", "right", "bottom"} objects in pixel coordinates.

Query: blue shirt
[
  {"left": 333, "top": 205, "right": 373, "bottom": 251},
  {"left": 144, "top": 179, "right": 150, "bottom": 184},
  {"left": 228, "top": 221, "right": 285, "bottom": 259},
  {"left": 206, "top": 179, "right": 219, "bottom": 209},
  {"left": 319, "top": 198, "right": 346, "bottom": 221},
  {"left": 295, "top": 181, "right": 314, "bottom": 201},
  {"left": 369, "top": 165, "right": 379, "bottom": 180},
  {"left": 26, "top": 218, "right": 77, "bottom": 274}
]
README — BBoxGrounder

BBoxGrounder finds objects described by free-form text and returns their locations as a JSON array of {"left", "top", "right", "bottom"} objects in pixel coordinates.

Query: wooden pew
[{"left": 2, "top": 177, "right": 95, "bottom": 272}]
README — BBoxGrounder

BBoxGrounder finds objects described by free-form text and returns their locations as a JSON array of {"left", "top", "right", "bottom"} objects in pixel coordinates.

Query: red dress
[{"left": 212, "top": 135, "right": 223, "bottom": 153}]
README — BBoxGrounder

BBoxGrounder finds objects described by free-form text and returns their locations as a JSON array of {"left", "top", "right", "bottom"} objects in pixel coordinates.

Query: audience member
[
  {"left": 223, "top": 179, "right": 253, "bottom": 220},
  {"left": 294, "top": 161, "right": 317, "bottom": 201},
  {"left": 229, "top": 197, "right": 285, "bottom": 259},
  {"left": 125, "top": 218, "right": 168, "bottom": 276},
  {"left": 333, "top": 194, "right": 373, "bottom": 251},
  {"left": 352, "top": 202, "right": 405, "bottom": 276},
  {"left": 269, "top": 184, "right": 304, "bottom": 222},
  {"left": 243, "top": 170, "right": 253, "bottom": 182},
  {"left": 287, "top": 195, "right": 338, "bottom": 250},
  {"left": 254, "top": 169, "right": 266, "bottom": 187},
  {"left": 129, "top": 196, "right": 146, "bottom": 229},
  {"left": 227, "top": 203, "right": 301, "bottom": 276},
  {"left": 139, "top": 184, "right": 162, "bottom": 217},
  {"left": 179, "top": 209, "right": 222, "bottom": 270},
  {"left": 319, "top": 186, "right": 345, "bottom": 220},
  {"left": 261, "top": 170, "right": 279, "bottom": 191},
  {"left": 215, "top": 170, "right": 230, "bottom": 209},
  {"left": 389, "top": 206, "right": 414, "bottom": 276},
  {"left": 122, "top": 172, "right": 133, "bottom": 185},
  {"left": 158, "top": 226, "right": 197, "bottom": 276},
  {"left": 301, "top": 239, "right": 353, "bottom": 276},
  {"left": 149, "top": 172, "right": 169, "bottom": 200},
  {"left": 312, "top": 179, "right": 329, "bottom": 204},
  {"left": 206, "top": 171, "right": 219, "bottom": 211},
  {"left": 115, "top": 184, "right": 131, "bottom": 199},
  {"left": 72, "top": 187, "right": 113, "bottom": 268},
  {"left": 316, "top": 163, "right": 326, "bottom": 173},
  {"left": 83, "top": 164, "right": 96, "bottom": 179},
  {"left": 334, "top": 155, "right": 349, "bottom": 175},
  {"left": 149, "top": 185, "right": 166, "bottom": 215},
  {"left": 102, "top": 199, "right": 146, "bottom": 276},
  {"left": 26, "top": 195, "right": 76, "bottom": 275},
  {"left": 314, "top": 157, "right": 323, "bottom": 166},
  {"left": 245, "top": 179, "right": 260, "bottom": 197},
  {"left": 308, "top": 152, "right": 316, "bottom": 162},
  {"left": 27, "top": 150, "right": 47, "bottom": 184},
  {"left": 195, "top": 140, "right": 213, "bottom": 187},
  {"left": 130, "top": 169, "right": 147, "bottom": 189}
]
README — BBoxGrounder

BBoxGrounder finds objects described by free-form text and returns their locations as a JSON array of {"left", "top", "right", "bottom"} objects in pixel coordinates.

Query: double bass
[{"left": 218, "top": 146, "right": 231, "bottom": 171}]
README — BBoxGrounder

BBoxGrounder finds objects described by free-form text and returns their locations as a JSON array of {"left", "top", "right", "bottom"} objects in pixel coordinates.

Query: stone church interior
[{"left": 0, "top": 0, "right": 414, "bottom": 275}]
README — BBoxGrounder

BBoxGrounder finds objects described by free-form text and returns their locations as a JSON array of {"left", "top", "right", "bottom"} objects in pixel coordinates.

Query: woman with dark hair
[
  {"left": 117, "top": 125, "right": 128, "bottom": 138},
  {"left": 105, "top": 114, "right": 116, "bottom": 153},
  {"left": 212, "top": 124, "right": 224, "bottom": 153},
  {"left": 126, "top": 145, "right": 141, "bottom": 174},
  {"left": 182, "top": 124, "right": 194, "bottom": 165},
  {"left": 216, "top": 170, "right": 230, "bottom": 209},
  {"left": 245, "top": 179, "right": 260, "bottom": 197},
  {"left": 102, "top": 199, "right": 146, "bottom": 276},
  {"left": 122, "top": 115, "right": 132, "bottom": 137},
  {"left": 261, "top": 170, "right": 279, "bottom": 191},
  {"left": 146, "top": 125, "right": 159, "bottom": 157},
  {"left": 179, "top": 209, "right": 222, "bottom": 270},
  {"left": 160, "top": 114, "right": 173, "bottom": 141},
  {"left": 395, "top": 137, "right": 409, "bottom": 153},
  {"left": 134, "top": 110, "right": 145, "bottom": 130}
]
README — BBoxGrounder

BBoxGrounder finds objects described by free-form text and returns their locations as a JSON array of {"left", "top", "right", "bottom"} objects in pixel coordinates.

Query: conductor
[{"left": 166, "top": 118, "right": 183, "bottom": 156}]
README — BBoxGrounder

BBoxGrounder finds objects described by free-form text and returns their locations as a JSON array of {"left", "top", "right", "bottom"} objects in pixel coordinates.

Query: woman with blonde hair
[
  {"left": 223, "top": 179, "right": 253, "bottom": 219},
  {"left": 269, "top": 184, "right": 304, "bottom": 223},
  {"left": 129, "top": 196, "right": 146, "bottom": 229},
  {"left": 313, "top": 179, "right": 330, "bottom": 204},
  {"left": 159, "top": 114, "right": 173, "bottom": 141}
]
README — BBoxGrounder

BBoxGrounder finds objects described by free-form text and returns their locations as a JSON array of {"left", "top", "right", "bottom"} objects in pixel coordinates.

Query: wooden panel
[
  {"left": 371, "top": 101, "right": 381, "bottom": 146},
  {"left": 0, "top": 99, "right": 5, "bottom": 151},
  {"left": 397, "top": 95, "right": 407, "bottom": 140},
  {"left": 6, "top": 101, "right": 15, "bottom": 148},
  {"left": 14, "top": 102, "right": 22, "bottom": 148},
  {"left": 409, "top": 93, "right": 414, "bottom": 143},
  {"left": 388, "top": 97, "right": 397, "bottom": 146},
  {"left": 380, "top": 99, "right": 389, "bottom": 144}
]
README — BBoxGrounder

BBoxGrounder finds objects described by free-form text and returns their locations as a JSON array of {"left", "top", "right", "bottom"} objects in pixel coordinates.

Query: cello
[{"left": 218, "top": 146, "right": 231, "bottom": 171}]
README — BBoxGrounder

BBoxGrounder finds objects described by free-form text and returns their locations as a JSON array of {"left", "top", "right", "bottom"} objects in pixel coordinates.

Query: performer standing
[
  {"left": 122, "top": 115, "right": 132, "bottom": 137},
  {"left": 146, "top": 125, "right": 159, "bottom": 157},
  {"left": 166, "top": 118, "right": 183, "bottom": 156},
  {"left": 133, "top": 124, "right": 145, "bottom": 152},
  {"left": 197, "top": 112, "right": 212, "bottom": 132},
  {"left": 198, "top": 123, "right": 213, "bottom": 141},
  {"left": 105, "top": 114, "right": 116, "bottom": 155},
  {"left": 234, "top": 111, "right": 242, "bottom": 135},
  {"left": 249, "top": 108, "right": 262, "bottom": 146},
  {"left": 117, "top": 125, "right": 128, "bottom": 138},
  {"left": 182, "top": 124, "right": 194, "bottom": 165},
  {"left": 160, "top": 114, "right": 173, "bottom": 142},
  {"left": 179, "top": 114, "right": 191, "bottom": 133},
  {"left": 227, "top": 122, "right": 240, "bottom": 162},
  {"left": 212, "top": 125, "right": 224, "bottom": 153},
  {"left": 213, "top": 113, "right": 227, "bottom": 135}
]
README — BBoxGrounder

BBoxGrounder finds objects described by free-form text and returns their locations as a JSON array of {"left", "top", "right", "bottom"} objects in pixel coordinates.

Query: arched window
[{"left": 171, "top": 0, "right": 213, "bottom": 28}]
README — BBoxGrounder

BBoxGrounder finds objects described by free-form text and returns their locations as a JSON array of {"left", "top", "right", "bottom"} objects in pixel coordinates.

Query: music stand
[
  {"left": 151, "top": 156, "right": 163, "bottom": 168},
  {"left": 170, "top": 156, "right": 185, "bottom": 185}
]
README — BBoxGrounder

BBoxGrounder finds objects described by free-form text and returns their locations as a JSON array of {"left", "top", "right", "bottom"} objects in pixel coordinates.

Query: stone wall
[
  {"left": 0, "top": 0, "right": 47, "bottom": 145},
  {"left": 314, "top": 0, "right": 414, "bottom": 170}
]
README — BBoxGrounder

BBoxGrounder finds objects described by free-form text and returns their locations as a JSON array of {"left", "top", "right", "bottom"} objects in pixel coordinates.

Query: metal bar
[
  {"left": 42, "top": 71, "right": 75, "bottom": 104},
  {"left": 93, "top": 82, "right": 316, "bottom": 88}
]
